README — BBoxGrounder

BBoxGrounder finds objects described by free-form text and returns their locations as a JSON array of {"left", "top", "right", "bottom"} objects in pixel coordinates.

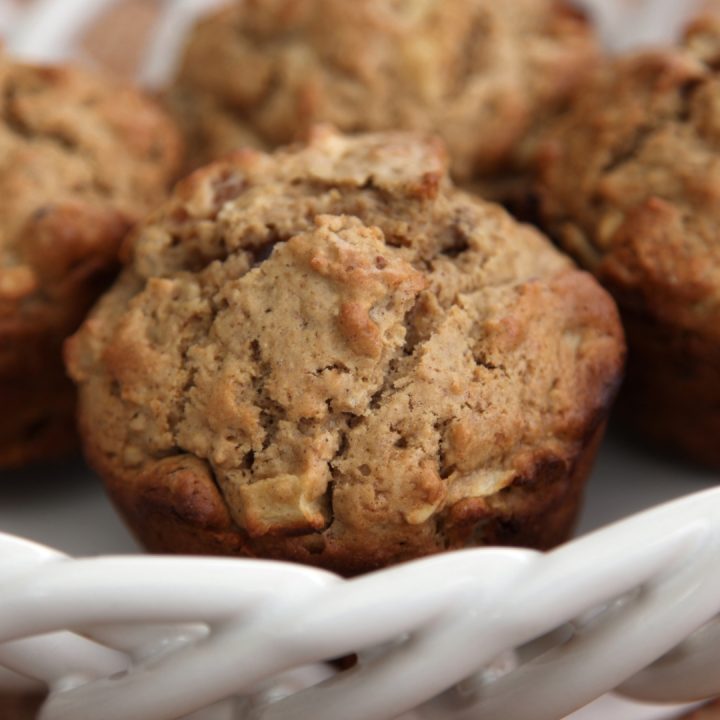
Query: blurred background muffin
[
  {"left": 0, "top": 53, "right": 182, "bottom": 467},
  {"left": 168, "top": 0, "right": 599, "bottom": 197},
  {"left": 535, "top": 11, "right": 720, "bottom": 467},
  {"left": 66, "top": 128, "right": 624, "bottom": 575}
]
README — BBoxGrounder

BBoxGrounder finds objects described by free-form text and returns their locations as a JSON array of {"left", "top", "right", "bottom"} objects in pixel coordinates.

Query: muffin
[
  {"left": 0, "top": 53, "right": 182, "bottom": 467},
  {"left": 66, "top": 128, "right": 624, "bottom": 575},
  {"left": 169, "top": 0, "right": 599, "bottom": 190},
  {"left": 535, "top": 17, "right": 720, "bottom": 467}
]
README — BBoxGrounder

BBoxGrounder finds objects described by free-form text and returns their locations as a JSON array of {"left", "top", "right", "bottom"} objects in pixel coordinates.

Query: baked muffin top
[
  {"left": 536, "top": 17, "right": 720, "bottom": 340},
  {"left": 67, "top": 128, "right": 623, "bottom": 572},
  {"left": 171, "top": 0, "right": 598, "bottom": 180},
  {"left": 0, "top": 54, "right": 182, "bottom": 335}
]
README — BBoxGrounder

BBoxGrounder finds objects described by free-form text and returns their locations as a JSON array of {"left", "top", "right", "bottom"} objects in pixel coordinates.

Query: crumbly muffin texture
[
  {"left": 67, "top": 128, "right": 623, "bottom": 574},
  {"left": 0, "top": 54, "right": 182, "bottom": 466},
  {"left": 170, "top": 0, "right": 598, "bottom": 183},
  {"left": 535, "top": 21, "right": 720, "bottom": 466}
]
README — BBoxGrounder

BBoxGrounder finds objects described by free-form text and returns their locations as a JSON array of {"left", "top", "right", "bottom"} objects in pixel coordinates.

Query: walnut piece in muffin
[
  {"left": 536, "top": 17, "right": 720, "bottom": 467},
  {"left": 67, "top": 128, "right": 624, "bottom": 574},
  {"left": 0, "top": 53, "right": 182, "bottom": 467},
  {"left": 169, "top": 0, "right": 599, "bottom": 188}
]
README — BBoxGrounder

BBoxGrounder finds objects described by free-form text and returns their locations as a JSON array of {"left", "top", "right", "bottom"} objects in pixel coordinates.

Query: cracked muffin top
[
  {"left": 536, "top": 17, "right": 720, "bottom": 340},
  {"left": 170, "top": 0, "right": 598, "bottom": 181},
  {"left": 0, "top": 54, "right": 182, "bottom": 347},
  {"left": 66, "top": 128, "right": 623, "bottom": 573}
]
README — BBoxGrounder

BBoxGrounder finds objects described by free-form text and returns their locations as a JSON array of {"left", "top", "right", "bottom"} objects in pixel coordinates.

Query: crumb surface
[
  {"left": 170, "top": 0, "right": 598, "bottom": 182},
  {"left": 68, "top": 128, "right": 623, "bottom": 573}
]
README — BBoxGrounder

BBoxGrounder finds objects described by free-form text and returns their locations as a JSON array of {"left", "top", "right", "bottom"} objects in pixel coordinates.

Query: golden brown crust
[
  {"left": 0, "top": 53, "right": 183, "bottom": 466},
  {"left": 67, "top": 128, "right": 624, "bottom": 574},
  {"left": 169, "top": 0, "right": 599, "bottom": 183},
  {"left": 536, "top": 35, "right": 720, "bottom": 467}
]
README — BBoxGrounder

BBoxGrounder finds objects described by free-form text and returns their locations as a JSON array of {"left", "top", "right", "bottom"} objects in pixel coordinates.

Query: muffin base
[
  {"left": 616, "top": 308, "right": 720, "bottom": 469},
  {"left": 85, "top": 418, "right": 608, "bottom": 577}
]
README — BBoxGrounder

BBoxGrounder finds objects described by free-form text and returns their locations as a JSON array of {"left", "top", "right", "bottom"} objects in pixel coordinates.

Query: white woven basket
[
  {"left": 0, "top": 2, "right": 718, "bottom": 719},
  {"left": 1, "top": 488, "right": 720, "bottom": 720}
]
